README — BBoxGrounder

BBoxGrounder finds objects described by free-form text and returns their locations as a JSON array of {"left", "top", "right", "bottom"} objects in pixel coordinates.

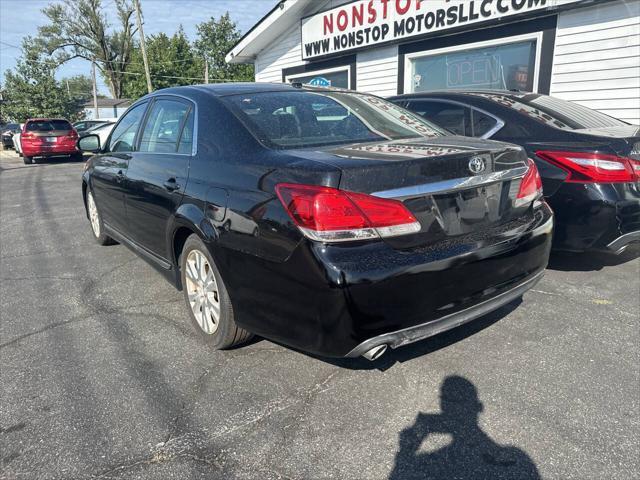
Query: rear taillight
[
  {"left": 536, "top": 150, "right": 638, "bottom": 183},
  {"left": 275, "top": 183, "right": 421, "bottom": 242},
  {"left": 515, "top": 159, "right": 543, "bottom": 207}
]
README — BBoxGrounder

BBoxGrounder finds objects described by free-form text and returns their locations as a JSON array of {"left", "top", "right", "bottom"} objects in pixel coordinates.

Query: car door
[
  {"left": 124, "top": 96, "right": 195, "bottom": 260},
  {"left": 90, "top": 101, "right": 148, "bottom": 233}
]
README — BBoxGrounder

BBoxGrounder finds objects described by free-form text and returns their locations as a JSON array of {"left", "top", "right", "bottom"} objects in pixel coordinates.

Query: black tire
[
  {"left": 180, "top": 234, "right": 253, "bottom": 349},
  {"left": 85, "top": 189, "right": 115, "bottom": 246},
  {"left": 23, "top": 156, "right": 32, "bottom": 165},
  {"left": 71, "top": 152, "right": 83, "bottom": 162},
  {"left": 18, "top": 151, "right": 23, "bottom": 157}
]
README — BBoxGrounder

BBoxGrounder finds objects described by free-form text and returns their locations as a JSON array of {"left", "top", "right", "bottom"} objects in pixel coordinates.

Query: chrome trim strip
[
  {"left": 372, "top": 166, "right": 528, "bottom": 199},
  {"left": 606, "top": 231, "right": 640, "bottom": 253}
]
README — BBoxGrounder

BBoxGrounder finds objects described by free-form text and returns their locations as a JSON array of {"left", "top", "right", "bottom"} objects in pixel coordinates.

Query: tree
[
  {"left": 122, "top": 29, "right": 203, "bottom": 99},
  {"left": 60, "top": 74, "right": 96, "bottom": 101},
  {"left": 194, "top": 13, "right": 254, "bottom": 83},
  {"left": 0, "top": 38, "right": 85, "bottom": 122},
  {"left": 38, "top": 0, "right": 136, "bottom": 99}
]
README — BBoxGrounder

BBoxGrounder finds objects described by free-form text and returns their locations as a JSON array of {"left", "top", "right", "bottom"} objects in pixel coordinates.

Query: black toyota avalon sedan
[
  {"left": 79, "top": 83, "right": 553, "bottom": 360},
  {"left": 390, "top": 91, "right": 640, "bottom": 254}
]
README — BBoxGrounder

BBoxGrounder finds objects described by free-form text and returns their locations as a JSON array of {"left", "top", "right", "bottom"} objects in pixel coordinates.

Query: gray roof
[{"left": 83, "top": 98, "right": 132, "bottom": 108}]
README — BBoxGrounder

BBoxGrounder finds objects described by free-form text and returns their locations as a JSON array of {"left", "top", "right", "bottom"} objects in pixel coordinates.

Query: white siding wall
[
  {"left": 254, "top": 0, "right": 352, "bottom": 84},
  {"left": 551, "top": 0, "right": 640, "bottom": 124},
  {"left": 356, "top": 45, "right": 399, "bottom": 97},
  {"left": 254, "top": 23, "right": 304, "bottom": 83}
]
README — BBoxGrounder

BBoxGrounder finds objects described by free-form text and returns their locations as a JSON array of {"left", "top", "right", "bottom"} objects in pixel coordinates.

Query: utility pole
[
  {"left": 66, "top": 79, "right": 70, "bottom": 95},
  {"left": 134, "top": 0, "right": 153, "bottom": 94},
  {"left": 204, "top": 58, "right": 209, "bottom": 84},
  {"left": 91, "top": 61, "right": 99, "bottom": 119}
]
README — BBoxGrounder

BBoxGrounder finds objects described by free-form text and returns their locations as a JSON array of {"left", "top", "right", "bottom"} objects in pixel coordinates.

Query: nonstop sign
[{"left": 301, "top": 0, "right": 580, "bottom": 60}]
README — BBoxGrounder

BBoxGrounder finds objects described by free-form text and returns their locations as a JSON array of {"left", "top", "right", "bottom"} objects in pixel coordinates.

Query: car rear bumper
[
  {"left": 547, "top": 182, "right": 640, "bottom": 253},
  {"left": 223, "top": 202, "right": 553, "bottom": 358},
  {"left": 22, "top": 145, "right": 78, "bottom": 157},
  {"left": 346, "top": 270, "right": 544, "bottom": 357},
  {"left": 22, "top": 151, "right": 78, "bottom": 158}
]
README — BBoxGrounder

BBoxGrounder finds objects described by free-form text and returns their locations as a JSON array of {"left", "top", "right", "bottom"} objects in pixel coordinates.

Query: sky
[{"left": 0, "top": 0, "right": 276, "bottom": 95}]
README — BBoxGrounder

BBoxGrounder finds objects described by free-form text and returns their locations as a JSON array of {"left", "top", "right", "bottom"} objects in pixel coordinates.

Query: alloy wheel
[
  {"left": 87, "top": 192, "right": 101, "bottom": 238},
  {"left": 185, "top": 249, "right": 221, "bottom": 334}
]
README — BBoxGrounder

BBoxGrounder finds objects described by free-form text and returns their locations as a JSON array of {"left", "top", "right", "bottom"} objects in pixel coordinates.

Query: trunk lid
[
  {"left": 572, "top": 125, "right": 640, "bottom": 160},
  {"left": 292, "top": 137, "right": 531, "bottom": 248}
]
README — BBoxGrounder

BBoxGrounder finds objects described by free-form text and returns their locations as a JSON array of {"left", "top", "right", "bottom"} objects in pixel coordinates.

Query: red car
[{"left": 20, "top": 118, "right": 82, "bottom": 164}]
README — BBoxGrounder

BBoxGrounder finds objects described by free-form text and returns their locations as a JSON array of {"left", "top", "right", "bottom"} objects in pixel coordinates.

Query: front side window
[
  {"left": 108, "top": 103, "right": 147, "bottom": 153},
  {"left": 224, "top": 91, "right": 447, "bottom": 149},
  {"left": 410, "top": 39, "right": 537, "bottom": 93},
  {"left": 139, "top": 99, "right": 192, "bottom": 153}
]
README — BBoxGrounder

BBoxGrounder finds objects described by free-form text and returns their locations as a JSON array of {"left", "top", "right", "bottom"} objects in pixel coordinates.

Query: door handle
[
  {"left": 115, "top": 170, "right": 125, "bottom": 182},
  {"left": 163, "top": 178, "right": 181, "bottom": 192}
]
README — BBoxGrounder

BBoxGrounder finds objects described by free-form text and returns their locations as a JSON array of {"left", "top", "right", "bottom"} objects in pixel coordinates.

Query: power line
[
  {"left": 118, "top": 70, "right": 236, "bottom": 82},
  {"left": 101, "top": 57, "right": 204, "bottom": 66},
  {"left": 0, "top": 40, "right": 21, "bottom": 49}
]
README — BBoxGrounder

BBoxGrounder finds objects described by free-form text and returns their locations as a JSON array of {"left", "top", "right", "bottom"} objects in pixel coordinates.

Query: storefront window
[
  {"left": 288, "top": 69, "right": 349, "bottom": 89},
  {"left": 410, "top": 40, "right": 537, "bottom": 93}
]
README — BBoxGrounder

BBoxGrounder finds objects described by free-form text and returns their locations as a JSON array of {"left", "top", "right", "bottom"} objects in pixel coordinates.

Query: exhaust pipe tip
[{"left": 362, "top": 344, "right": 388, "bottom": 361}]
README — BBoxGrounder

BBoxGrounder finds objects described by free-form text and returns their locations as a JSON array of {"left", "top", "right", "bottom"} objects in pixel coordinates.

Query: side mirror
[{"left": 78, "top": 134, "right": 101, "bottom": 153}]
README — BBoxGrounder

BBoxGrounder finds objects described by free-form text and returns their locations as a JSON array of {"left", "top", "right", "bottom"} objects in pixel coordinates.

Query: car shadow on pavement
[
  {"left": 304, "top": 299, "right": 521, "bottom": 371},
  {"left": 30, "top": 155, "right": 87, "bottom": 165},
  {"left": 548, "top": 244, "right": 639, "bottom": 272},
  {"left": 388, "top": 375, "right": 540, "bottom": 480}
]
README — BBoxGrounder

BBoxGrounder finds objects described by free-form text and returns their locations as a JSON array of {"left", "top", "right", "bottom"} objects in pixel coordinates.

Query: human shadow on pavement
[
  {"left": 547, "top": 244, "right": 639, "bottom": 272},
  {"left": 389, "top": 376, "right": 540, "bottom": 480}
]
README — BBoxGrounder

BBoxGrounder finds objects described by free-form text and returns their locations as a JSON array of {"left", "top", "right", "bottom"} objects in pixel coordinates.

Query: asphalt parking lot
[{"left": 0, "top": 147, "right": 638, "bottom": 480}]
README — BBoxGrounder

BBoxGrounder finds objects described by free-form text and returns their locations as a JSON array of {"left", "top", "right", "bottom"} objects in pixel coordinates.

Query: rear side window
[
  {"left": 108, "top": 103, "right": 147, "bottom": 153},
  {"left": 26, "top": 120, "right": 71, "bottom": 131},
  {"left": 139, "top": 99, "right": 193, "bottom": 154},
  {"left": 471, "top": 110, "right": 499, "bottom": 137},
  {"left": 406, "top": 100, "right": 470, "bottom": 136},
  {"left": 178, "top": 110, "right": 195, "bottom": 154}
]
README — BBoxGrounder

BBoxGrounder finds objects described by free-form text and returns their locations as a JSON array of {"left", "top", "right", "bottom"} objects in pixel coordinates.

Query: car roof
[
  {"left": 144, "top": 82, "right": 353, "bottom": 99},
  {"left": 26, "top": 118, "right": 71, "bottom": 122}
]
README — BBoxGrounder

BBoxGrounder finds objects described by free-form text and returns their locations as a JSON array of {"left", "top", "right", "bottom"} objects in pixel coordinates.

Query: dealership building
[{"left": 227, "top": 0, "right": 640, "bottom": 125}]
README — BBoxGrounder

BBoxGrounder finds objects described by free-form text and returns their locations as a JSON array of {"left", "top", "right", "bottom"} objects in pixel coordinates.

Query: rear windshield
[
  {"left": 26, "top": 120, "right": 72, "bottom": 131},
  {"left": 224, "top": 90, "right": 447, "bottom": 149},
  {"left": 4, "top": 123, "right": 20, "bottom": 131},
  {"left": 474, "top": 93, "right": 628, "bottom": 130}
]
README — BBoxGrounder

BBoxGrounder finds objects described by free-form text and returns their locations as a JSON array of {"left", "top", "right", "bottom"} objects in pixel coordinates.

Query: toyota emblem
[{"left": 468, "top": 156, "right": 486, "bottom": 175}]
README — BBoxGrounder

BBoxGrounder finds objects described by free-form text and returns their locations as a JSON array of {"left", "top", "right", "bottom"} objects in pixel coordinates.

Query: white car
[
  {"left": 84, "top": 122, "right": 115, "bottom": 147},
  {"left": 12, "top": 124, "right": 24, "bottom": 156}
]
